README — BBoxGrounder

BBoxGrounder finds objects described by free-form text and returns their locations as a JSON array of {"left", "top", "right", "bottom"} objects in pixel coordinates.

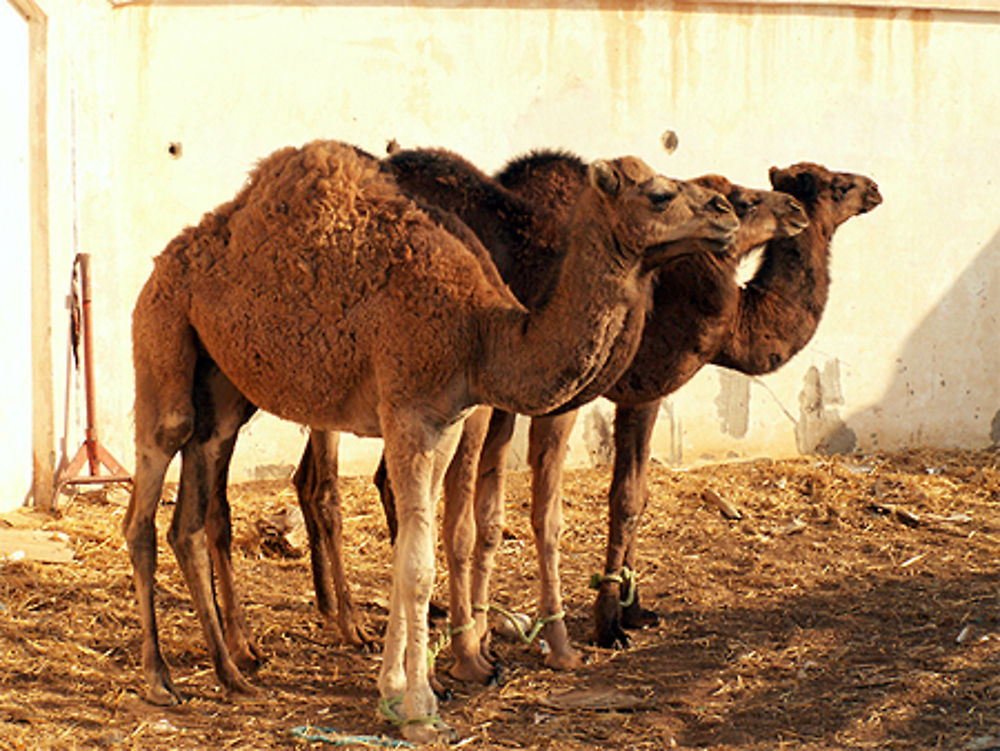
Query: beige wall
[{"left": 13, "top": 0, "right": 1000, "bottom": 508}]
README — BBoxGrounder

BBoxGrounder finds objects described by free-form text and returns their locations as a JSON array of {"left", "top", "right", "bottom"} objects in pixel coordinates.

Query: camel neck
[{"left": 475, "top": 195, "right": 647, "bottom": 416}]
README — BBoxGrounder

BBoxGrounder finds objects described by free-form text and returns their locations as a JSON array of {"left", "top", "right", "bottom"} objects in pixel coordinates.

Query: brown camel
[
  {"left": 185, "top": 144, "right": 739, "bottom": 690},
  {"left": 294, "top": 149, "right": 809, "bottom": 679},
  {"left": 463, "top": 157, "right": 882, "bottom": 655},
  {"left": 125, "top": 140, "right": 736, "bottom": 741},
  {"left": 371, "top": 158, "right": 816, "bottom": 674},
  {"left": 371, "top": 157, "right": 881, "bottom": 670}
]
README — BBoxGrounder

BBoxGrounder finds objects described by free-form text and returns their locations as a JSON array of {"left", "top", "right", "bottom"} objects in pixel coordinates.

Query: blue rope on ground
[{"left": 290, "top": 724, "right": 414, "bottom": 748}]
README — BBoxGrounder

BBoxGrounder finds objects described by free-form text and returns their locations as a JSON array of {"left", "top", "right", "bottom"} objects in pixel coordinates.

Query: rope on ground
[
  {"left": 475, "top": 602, "right": 565, "bottom": 645},
  {"left": 290, "top": 724, "right": 414, "bottom": 747}
]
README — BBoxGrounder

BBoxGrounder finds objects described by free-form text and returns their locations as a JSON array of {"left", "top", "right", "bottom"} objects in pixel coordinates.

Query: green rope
[
  {"left": 426, "top": 619, "right": 475, "bottom": 671},
  {"left": 480, "top": 603, "right": 565, "bottom": 646},
  {"left": 589, "top": 566, "right": 637, "bottom": 608},
  {"left": 377, "top": 695, "right": 405, "bottom": 726},
  {"left": 376, "top": 696, "right": 443, "bottom": 732}
]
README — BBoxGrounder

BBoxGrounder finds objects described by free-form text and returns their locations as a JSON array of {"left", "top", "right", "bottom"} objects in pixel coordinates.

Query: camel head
[
  {"left": 587, "top": 156, "right": 739, "bottom": 270},
  {"left": 768, "top": 163, "right": 882, "bottom": 227},
  {"left": 694, "top": 174, "right": 809, "bottom": 257},
  {"left": 588, "top": 156, "right": 735, "bottom": 264}
]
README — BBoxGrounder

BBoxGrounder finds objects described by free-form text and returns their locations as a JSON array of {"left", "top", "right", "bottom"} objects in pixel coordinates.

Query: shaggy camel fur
[
  {"left": 293, "top": 149, "right": 806, "bottom": 680},
  {"left": 125, "top": 140, "right": 736, "bottom": 741},
  {"left": 187, "top": 146, "right": 739, "bottom": 689}
]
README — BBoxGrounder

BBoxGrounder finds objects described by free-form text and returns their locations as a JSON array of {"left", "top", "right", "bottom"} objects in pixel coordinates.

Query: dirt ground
[{"left": 1, "top": 448, "right": 997, "bottom": 750}]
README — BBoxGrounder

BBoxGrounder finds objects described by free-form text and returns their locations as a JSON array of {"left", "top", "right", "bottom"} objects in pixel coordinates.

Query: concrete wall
[{"left": 9, "top": 0, "right": 1000, "bottom": 510}]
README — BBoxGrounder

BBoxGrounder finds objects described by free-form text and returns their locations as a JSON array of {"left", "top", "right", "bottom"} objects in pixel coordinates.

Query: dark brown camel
[
  {"left": 463, "top": 157, "right": 882, "bottom": 654},
  {"left": 126, "top": 140, "right": 738, "bottom": 741}
]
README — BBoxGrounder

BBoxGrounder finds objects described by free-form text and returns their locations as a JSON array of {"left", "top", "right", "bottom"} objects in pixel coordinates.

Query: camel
[
  {"left": 178, "top": 144, "right": 740, "bottom": 690},
  {"left": 124, "top": 140, "right": 737, "bottom": 742},
  {"left": 366, "top": 156, "right": 881, "bottom": 674},
  {"left": 458, "top": 157, "right": 882, "bottom": 655},
  {"left": 290, "top": 149, "right": 811, "bottom": 681}
]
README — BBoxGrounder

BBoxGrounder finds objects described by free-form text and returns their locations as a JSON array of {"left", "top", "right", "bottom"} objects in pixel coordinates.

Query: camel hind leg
[
  {"left": 197, "top": 358, "right": 265, "bottom": 673},
  {"left": 593, "top": 399, "right": 661, "bottom": 648},
  {"left": 441, "top": 406, "right": 498, "bottom": 684},
  {"left": 527, "top": 410, "right": 582, "bottom": 670},
  {"left": 293, "top": 429, "right": 375, "bottom": 648},
  {"left": 166, "top": 357, "right": 258, "bottom": 697},
  {"left": 124, "top": 292, "right": 198, "bottom": 705},
  {"left": 469, "top": 408, "right": 517, "bottom": 658}
]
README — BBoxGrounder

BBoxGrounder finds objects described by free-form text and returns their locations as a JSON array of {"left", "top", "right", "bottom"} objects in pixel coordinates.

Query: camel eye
[
  {"left": 831, "top": 182, "right": 853, "bottom": 200},
  {"left": 709, "top": 195, "right": 730, "bottom": 213},
  {"left": 731, "top": 198, "right": 760, "bottom": 217},
  {"left": 649, "top": 188, "right": 677, "bottom": 207}
]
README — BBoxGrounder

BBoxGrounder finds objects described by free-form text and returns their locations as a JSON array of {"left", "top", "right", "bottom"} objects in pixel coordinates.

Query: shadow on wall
[{"left": 804, "top": 226, "right": 1000, "bottom": 455}]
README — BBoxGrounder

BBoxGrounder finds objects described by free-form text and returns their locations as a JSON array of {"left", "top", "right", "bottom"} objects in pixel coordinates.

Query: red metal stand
[{"left": 56, "top": 254, "right": 132, "bottom": 500}]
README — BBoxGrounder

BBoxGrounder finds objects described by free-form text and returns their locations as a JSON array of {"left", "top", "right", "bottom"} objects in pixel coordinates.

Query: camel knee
[
  {"left": 475, "top": 518, "right": 503, "bottom": 556},
  {"left": 154, "top": 410, "right": 195, "bottom": 456}
]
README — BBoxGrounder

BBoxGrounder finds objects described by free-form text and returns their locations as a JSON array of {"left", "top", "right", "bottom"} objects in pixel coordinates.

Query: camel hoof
[
  {"left": 430, "top": 675, "right": 453, "bottom": 702},
  {"left": 233, "top": 648, "right": 266, "bottom": 674},
  {"left": 401, "top": 718, "right": 459, "bottom": 745},
  {"left": 344, "top": 624, "right": 379, "bottom": 653},
  {"left": 593, "top": 619, "right": 630, "bottom": 649},
  {"left": 448, "top": 652, "right": 498, "bottom": 685},
  {"left": 487, "top": 662, "right": 506, "bottom": 688},
  {"left": 146, "top": 680, "right": 183, "bottom": 707},
  {"left": 222, "top": 672, "right": 257, "bottom": 699},
  {"left": 543, "top": 648, "right": 583, "bottom": 671}
]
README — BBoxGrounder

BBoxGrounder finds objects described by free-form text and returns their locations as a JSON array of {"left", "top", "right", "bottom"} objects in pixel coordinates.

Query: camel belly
[{"left": 189, "top": 288, "right": 384, "bottom": 436}]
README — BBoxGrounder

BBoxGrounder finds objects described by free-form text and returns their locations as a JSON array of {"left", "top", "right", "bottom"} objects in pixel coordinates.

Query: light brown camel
[{"left": 124, "top": 140, "right": 737, "bottom": 741}]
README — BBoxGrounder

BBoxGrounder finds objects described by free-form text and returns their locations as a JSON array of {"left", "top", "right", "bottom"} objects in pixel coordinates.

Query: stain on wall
[
  {"left": 715, "top": 370, "right": 751, "bottom": 439},
  {"left": 796, "top": 360, "right": 857, "bottom": 455},
  {"left": 584, "top": 403, "right": 614, "bottom": 466}
]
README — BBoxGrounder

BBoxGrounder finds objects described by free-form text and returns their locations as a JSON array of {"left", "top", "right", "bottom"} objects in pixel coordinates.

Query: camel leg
[
  {"left": 373, "top": 454, "right": 447, "bottom": 624},
  {"left": 372, "top": 454, "right": 399, "bottom": 544},
  {"left": 594, "top": 399, "right": 660, "bottom": 648},
  {"left": 166, "top": 367, "right": 256, "bottom": 698},
  {"left": 441, "top": 406, "right": 497, "bottom": 683},
  {"left": 378, "top": 407, "right": 463, "bottom": 743},
  {"left": 470, "top": 409, "right": 516, "bottom": 656},
  {"left": 528, "top": 410, "right": 582, "bottom": 670},
  {"left": 199, "top": 362, "right": 264, "bottom": 673},
  {"left": 293, "top": 429, "right": 374, "bottom": 648},
  {"left": 124, "top": 298, "right": 197, "bottom": 705}
]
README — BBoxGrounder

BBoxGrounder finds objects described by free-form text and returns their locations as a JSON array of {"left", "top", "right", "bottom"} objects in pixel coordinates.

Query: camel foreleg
[{"left": 594, "top": 399, "right": 661, "bottom": 648}]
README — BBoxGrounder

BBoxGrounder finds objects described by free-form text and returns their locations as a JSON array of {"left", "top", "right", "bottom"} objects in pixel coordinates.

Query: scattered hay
[{"left": 0, "top": 449, "right": 997, "bottom": 749}]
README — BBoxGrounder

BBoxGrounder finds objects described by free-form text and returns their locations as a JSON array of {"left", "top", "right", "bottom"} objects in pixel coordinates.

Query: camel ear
[{"left": 589, "top": 160, "right": 621, "bottom": 196}]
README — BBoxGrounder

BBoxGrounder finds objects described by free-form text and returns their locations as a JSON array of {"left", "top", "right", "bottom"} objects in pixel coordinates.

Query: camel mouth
[
  {"left": 860, "top": 190, "right": 883, "bottom": 213},
  {"left": 642, "top": 241, "right": 724, "bottom": 269}
]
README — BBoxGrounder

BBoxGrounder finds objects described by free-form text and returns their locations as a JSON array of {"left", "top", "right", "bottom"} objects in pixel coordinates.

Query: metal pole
[{"left": 78, "top": 253, "right": 100, "bottom": 475}]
